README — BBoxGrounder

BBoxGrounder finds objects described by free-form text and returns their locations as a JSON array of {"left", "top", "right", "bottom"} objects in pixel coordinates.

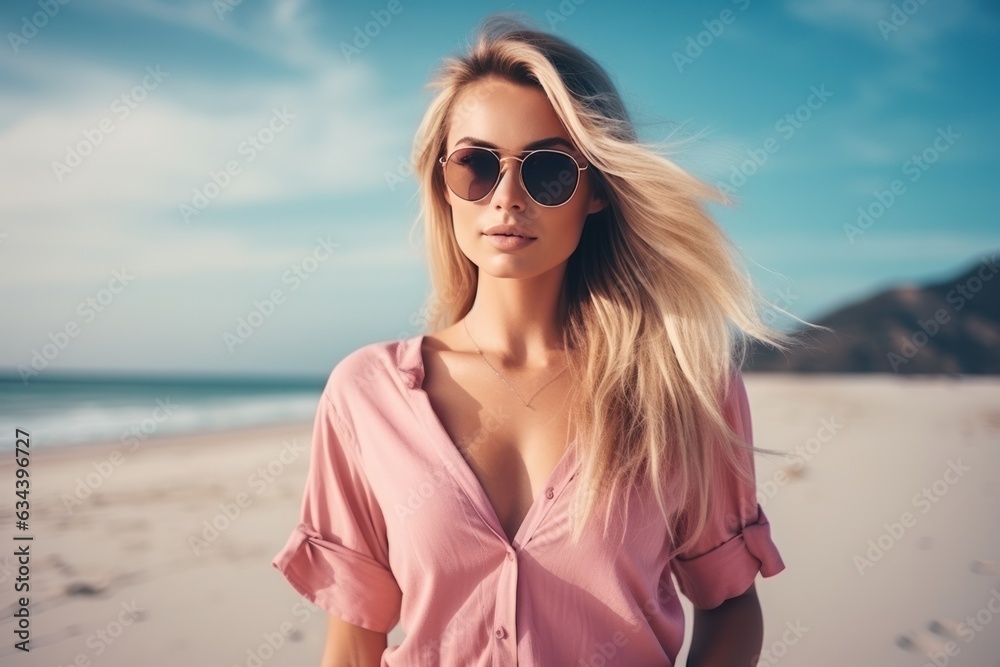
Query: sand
[{"left": 1, "top": 374, "right": 997, "bottom": 666}]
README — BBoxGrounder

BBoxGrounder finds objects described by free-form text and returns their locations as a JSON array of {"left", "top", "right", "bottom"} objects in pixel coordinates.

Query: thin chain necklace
[{"left": 462, "top": 314, "right": 568, "bottom": 409}]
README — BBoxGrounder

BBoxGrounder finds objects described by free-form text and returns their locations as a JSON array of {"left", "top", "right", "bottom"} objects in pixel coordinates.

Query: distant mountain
[{"left": 746, "top": 252, "right": 1000, "bottom": 374}]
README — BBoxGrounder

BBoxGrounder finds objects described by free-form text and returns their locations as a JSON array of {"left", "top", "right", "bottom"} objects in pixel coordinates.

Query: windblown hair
[{"left": 410, "top": 13, "right": 822, "bottom": 554}]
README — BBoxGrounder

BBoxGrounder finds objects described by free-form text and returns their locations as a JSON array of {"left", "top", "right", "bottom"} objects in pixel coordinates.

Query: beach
[{"left": 1, "top": 374, "right": 998, "bottom": 666}]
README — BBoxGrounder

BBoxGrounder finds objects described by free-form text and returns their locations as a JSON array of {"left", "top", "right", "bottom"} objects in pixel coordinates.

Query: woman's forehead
[
  {"left": 450, "top": 135, "right": 576, "bottom": 153},
  {"left": 447, "top": 80, "right": 571, "bottom": 150}
]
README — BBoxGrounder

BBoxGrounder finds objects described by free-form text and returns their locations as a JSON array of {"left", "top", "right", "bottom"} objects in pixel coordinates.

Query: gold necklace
[{"left": 462, "top": 314, "right": 568, "bottom": 409}]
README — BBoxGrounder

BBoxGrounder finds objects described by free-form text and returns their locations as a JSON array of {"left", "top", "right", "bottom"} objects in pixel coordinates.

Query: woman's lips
[{"left": 483, "top": 233, "right": 537, "bottom": 251}]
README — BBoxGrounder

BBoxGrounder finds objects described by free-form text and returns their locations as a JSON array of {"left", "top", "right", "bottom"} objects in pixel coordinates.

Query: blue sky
[{"left": 1, "top": 0, "right": 997, "bottom": 378}]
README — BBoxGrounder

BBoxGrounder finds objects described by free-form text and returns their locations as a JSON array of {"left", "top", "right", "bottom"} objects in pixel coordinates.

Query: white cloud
[
  {"left": 0, "top": 0, "right": 427, "bottom": 303},
  {"left": 0, "top": 215, "right": 292, "bottom": 287},
  {"left": 785, "top": 0, "right": 885, "bottom": 30},
  {"left": 0, "top": 56, "right": 410, "bottom": 213},
  {"left": 785, "top": 0, "right": 982, "bottom": 55},
  {"left": 743, "top": 231, "right": 1000, "bottom": 264},
  {"left": 0, "top": 210, "right": 424, "bottom": 289},
  {"left": 82, "top": 0, "right": 348, "bottom": 70},
  {"left": 758, "top": 3, "right": 997, "bottom": 172}
]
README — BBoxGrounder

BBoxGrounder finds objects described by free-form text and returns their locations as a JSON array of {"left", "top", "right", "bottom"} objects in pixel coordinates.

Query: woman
[{"left": 273, "top": 13, "right": 815, "bottom": 667}]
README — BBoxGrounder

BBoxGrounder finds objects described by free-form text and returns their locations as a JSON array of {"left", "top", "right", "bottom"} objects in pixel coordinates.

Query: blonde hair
[{"left": 410, "top": 13, "right": 824, "bottom": 554}]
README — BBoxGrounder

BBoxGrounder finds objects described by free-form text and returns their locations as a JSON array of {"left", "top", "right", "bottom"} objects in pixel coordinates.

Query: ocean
[{"left": 0, "top": 372, "right": 324, "bottom": 453}]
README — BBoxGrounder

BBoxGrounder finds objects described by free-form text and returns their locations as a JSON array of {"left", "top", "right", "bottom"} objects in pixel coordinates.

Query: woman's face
[{"left": 443, "top": 78, "right": 606, "bottom": 278}]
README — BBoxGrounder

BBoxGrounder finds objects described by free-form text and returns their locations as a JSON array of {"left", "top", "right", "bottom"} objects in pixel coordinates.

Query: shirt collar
[{"left": 396, "top": 333, "right": 425, "bottom": 390}]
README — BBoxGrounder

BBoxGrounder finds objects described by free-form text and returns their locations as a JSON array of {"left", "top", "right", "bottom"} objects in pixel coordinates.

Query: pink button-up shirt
[{"left": 271, "top": 334, "right": 785, "bottom": 666}]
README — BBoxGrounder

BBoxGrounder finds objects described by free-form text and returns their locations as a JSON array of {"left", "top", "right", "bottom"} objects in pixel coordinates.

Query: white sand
[{"left": 1, "top": 375, "right": 997, "bottom": 666}]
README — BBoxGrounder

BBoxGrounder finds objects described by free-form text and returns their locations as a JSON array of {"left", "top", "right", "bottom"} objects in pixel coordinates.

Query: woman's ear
[
  {"left": 587, "top": 192, "right": 608, "bottom": 215},
  {"left": 585, "top": 170, "right": 609, "bottom": 215}
]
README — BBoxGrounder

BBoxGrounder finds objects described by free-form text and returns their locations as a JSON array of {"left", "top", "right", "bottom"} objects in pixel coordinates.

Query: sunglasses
[{"left": 438, "top": 146, "right": 589, "bottom": 208}]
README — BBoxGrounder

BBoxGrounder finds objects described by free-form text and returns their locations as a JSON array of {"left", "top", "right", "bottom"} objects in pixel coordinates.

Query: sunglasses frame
[{"left": 438, "top": 145, "right": 589, "bottom": 208}]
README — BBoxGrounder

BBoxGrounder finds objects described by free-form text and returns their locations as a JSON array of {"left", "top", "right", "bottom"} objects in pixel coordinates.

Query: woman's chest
[{"left": 419, "top": 350, "right": 578, "bottom": 544}]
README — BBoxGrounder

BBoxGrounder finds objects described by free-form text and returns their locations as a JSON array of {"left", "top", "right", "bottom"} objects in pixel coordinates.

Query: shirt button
[
  {"left": 506, "top": 549, "right": 515, "bottom": 561},
  {"left": 495, "top": 626, "right": 507, "bottom": 639},
  {"left": 545, "top": 487, "right": 554, "bottom": 499}
]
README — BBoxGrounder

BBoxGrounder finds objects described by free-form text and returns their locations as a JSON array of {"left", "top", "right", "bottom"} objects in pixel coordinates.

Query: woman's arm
[
  {"left": 320, "top": 614, "right": 387, "bottom": 667},
  {"left": 686, "top": 583, "right": 764, "bottom": 667}
]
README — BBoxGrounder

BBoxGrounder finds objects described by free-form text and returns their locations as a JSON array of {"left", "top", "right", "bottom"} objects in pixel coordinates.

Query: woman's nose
[{"left": 492, "top": 157, "right": 527, "bottom": 208}]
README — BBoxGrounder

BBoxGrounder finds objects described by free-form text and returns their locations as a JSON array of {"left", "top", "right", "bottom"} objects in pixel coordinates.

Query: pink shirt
[{"left": 271, "top": 334, "right": 785, "bottom": 666}]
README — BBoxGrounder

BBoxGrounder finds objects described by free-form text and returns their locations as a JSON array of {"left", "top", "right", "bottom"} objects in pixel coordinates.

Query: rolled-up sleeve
[
  {"left": 271, "top": 391, "right": 402, "bottom": 633},
  {"left": 669, "top": 371, "right": 786, "bottom": 611}
]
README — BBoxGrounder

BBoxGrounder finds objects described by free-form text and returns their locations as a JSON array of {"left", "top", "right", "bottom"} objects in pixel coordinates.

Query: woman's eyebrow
[{"left": 453, "top": 136, "right": 575, "bottom": 152}]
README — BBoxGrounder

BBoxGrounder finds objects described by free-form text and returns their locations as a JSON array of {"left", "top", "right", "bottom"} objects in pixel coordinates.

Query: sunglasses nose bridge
[
  {"left": 492, "top": 154, "right": 526, "bottom": 193},
  {"left": 495, "top": 154, "right": 524, "bottom": 176}
]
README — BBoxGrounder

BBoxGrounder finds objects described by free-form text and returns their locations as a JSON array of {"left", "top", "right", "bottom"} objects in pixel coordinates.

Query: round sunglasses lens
[
  {"left": 445, "top": 148, "right": 499, "bottom": 201},
  {"left": 522, "top": 152, "right": 579, "bottom": 206}
]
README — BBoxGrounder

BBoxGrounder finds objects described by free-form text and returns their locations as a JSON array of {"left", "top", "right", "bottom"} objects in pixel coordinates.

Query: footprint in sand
[
  {"left": 782, "top": 462, "right": 807, "bottom": 480},
  {"left": 64, "top": 577, "right": 111, "bottom": 596},
  {"left": 40, "top": 553, "right": 77, "bottom": 576},
  {"left": 927, "top": 618, "right": 964, "bottom": 642},
  {"left": 896, "top": 556, "right": 999, "bottom": 657},
  {"left": 62, "top": 570, "right": 151, "bottom": 598},
  {"left": 970, "top": 559, "right": 999, "bottom": 576},
  {"left": 897, "top": 629, "right": 951, "bottom": 655}
]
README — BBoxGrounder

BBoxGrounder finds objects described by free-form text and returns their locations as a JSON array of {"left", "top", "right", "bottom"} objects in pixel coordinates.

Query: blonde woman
[{"left": 273, "top": 13, "right": 813, "bottom": 667}]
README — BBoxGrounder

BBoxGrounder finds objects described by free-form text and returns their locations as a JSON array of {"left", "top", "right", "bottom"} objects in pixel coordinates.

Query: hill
[{"left": 746, "top": 253, "right": 1000, "bottom": 374}]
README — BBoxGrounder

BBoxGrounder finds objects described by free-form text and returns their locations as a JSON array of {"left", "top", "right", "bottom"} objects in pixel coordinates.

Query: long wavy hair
[{"left": 409, "top": 14, "right": 822, "bottom": 554}]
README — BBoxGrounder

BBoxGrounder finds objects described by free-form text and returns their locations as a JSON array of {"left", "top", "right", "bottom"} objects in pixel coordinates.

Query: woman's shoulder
[
  {"left": 321, "top": 335, "right": 415, "bottom": 412},
  {"left": 720, "top": 368, "right": 750, "bottom": 422}
]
